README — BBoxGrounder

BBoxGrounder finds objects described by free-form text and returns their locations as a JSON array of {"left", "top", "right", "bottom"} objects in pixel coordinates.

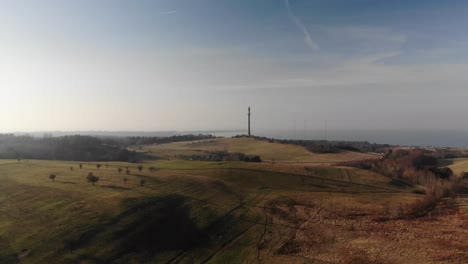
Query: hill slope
[{"left": 140, "top": 137, "right": 379, "bottom": 164}]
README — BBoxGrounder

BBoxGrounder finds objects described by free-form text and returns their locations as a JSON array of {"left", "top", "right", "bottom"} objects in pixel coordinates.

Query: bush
[
  {"left": 244, "top": 155, "right": 262, "bottom": 162},
  {"left": 412, "top": 189, "right": 427, "bottom": 195},
  {"left": 412, "top": 154, "right": 437, "bottom": 169},
  {"left": 402, "top": 191, "right": 439, "bottom": 218},
  {"left": 429, "top": 167, "right": 453, "bottom": 179},
  {"left": 400, "top": 177, "right": 465, "bottom": 218},
  {"left": 49, "top": 174, "right": 56, "bottom": 182},
  {"left": 86, "top": 172, "right": 99, "bottom": 185}
]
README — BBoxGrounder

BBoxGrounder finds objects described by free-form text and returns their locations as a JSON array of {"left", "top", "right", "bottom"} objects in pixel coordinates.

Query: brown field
[{"left": 260, "top": 195, "right": 468, "bottom": 264}]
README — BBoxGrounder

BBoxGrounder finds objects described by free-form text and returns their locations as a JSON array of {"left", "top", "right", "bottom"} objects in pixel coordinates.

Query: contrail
[
  {"left": 285, "top": 0, "right": 319, "bottom": 52},
  {"left": 160, "top": 11, "right": 177, "bottom": 15}
]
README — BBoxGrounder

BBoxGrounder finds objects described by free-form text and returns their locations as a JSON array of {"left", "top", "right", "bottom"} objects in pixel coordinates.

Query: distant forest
[{"left": 0, "top": 134, "right": 214, "bottom": 162}]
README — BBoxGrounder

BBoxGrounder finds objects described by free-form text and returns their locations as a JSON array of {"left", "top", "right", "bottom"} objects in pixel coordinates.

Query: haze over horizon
[{"left": 2, "top": 0, "right": 468, "bottom": 133}]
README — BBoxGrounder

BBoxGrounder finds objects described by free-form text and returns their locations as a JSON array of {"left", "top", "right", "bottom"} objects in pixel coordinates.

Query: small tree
[
  {"left": 79, "top": 163, "right": 83, "bottom": 169},
  {"left": 140, "top": 179, "right": 145, "bottom": 186},
  {"left": 49, "top": 174, "right": 56, "bottom": 182},
  {"left": 87, "top": 172, "right": 99, "bottom": 185},
  {"left": 118, "top": 168, "right": 123, "bottom": 174},
  {"left": 123, "top": 176, "right": 128, "bottom": 184},
  {"left": 96, "top": 164, "right": 102, "bottom": 170},
  {"left": 70, "top": 167, "right": 74, "bottom": 171},
  {"left": 148, "top": 166, "right": 157, "bottom": 172},
  {"left": 137, "top": 165, "right": 143, "bottom": 172}
]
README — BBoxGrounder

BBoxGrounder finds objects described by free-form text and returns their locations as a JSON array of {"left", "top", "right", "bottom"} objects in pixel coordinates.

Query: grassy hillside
[
  {"left": 444, "top": 157, "right": 468, "bottom": 175},
  {"left": 140, "top": 137, "right": 379, "bottom": 164},
  {"left": 2, "top": 140, "right": 468, "bottom": 263},
  {"left": 0, "top": 159, "right": 423, "bottom": 264}
]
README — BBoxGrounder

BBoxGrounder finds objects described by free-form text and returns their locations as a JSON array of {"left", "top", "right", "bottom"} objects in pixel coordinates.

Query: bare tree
[
  {"left": 123, "top": 176, "right": 128, "bottom": 184},
  {"left": 118, "top": 168, "right": 123, "bottom": 174},
  {"left": 70, "top": 167, "right": 74, "bottom": 171},
  {"left": 87, "top": 172, "right": 99, "bottom": 185},
  {"left": 49, "top": 174, "right": 56, "bottom": 182},
  {"left": 79, "top": 163, "right": 83, "bottom": 169},
  {"left": 96, "top": 164, "right": 102, "bottom": 170},
  {"left": 137, "top": 165, "right": 143, "bottom": 172}
]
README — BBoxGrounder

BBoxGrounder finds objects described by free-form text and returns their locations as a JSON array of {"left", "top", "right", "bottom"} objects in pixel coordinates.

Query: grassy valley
[{"left": 1, "top": 137, "right": 467, "bottom": 263}]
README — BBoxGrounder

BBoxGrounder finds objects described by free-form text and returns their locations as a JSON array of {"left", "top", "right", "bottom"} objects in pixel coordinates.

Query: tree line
[{"left": 0, "top": 134, "right": 213, "bottom": 162}]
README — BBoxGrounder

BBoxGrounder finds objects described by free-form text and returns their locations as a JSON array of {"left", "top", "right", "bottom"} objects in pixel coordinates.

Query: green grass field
[
  {"left": 0, "top": 155, "right": 421, "bottom": 263},
  {"left": 139, "top": 137, "right": 379, "bottom": 164}
]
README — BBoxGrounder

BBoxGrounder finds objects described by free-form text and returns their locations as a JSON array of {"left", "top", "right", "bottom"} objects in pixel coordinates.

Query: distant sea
[{"left": 210, "top": 129, "right": 468, "bottom": 148}]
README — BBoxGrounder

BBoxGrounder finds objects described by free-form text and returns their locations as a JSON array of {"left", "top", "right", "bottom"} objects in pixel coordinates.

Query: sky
[{"left": 1, "top": 0, "right": 468, "bottom": 133}]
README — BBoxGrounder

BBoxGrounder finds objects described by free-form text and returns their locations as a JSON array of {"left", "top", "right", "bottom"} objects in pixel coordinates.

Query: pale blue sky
[{"left": 1, "top": 0, "right": 468, "bottom": 132}]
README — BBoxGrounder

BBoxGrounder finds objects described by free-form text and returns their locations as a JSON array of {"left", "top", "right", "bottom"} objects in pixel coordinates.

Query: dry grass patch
[{"left": 257, "top": 195, "right": 468, "bottom": 264}]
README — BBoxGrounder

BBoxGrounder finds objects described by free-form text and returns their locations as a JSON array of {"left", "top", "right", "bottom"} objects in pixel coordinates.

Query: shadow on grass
[
  {"left": 0, "top": 238, "right": 17, "bottom": 264},
  {"left": 99, "top": 185, "right": 132, "bottom": 191},
  {"left": 60, "top": 181, "right": 77, "bottom": 184},
  {"left": 64, "top": 194, "right": 212, "bottom": 262},
  {"left": 390, "top": 178, "right": 414, "bottom": 188},
  {"left": 438, "top": 159, "right": 454, "bottom": 167},
  {"left": 115, "top": 195, "right": 208, "bottom": 254}
]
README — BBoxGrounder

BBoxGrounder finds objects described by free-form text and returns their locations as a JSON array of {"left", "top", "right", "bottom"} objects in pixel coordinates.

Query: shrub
[
  {"left": 429, "top": 167, "right": 453, "bottom": 179},
  {"left": 412, "top": 189, "right": 427, "bottom": 195},
  {"left": 412, "top": 154, "right": 437, "bottom": 169},
  {"left": 403, "top": 191, "right": 439, "bottom": 218},
  {"left": 400, "top": 177, "right": 465, "bottom": 218},
  {"left": 49, "top": 174, "right": 56, "bottom": 182},
  {"left": 244, "top": 155, "right": 262, "bottom": 162},
  {"left": 86, "top": 172, "right": 99, "bottom": 185}
]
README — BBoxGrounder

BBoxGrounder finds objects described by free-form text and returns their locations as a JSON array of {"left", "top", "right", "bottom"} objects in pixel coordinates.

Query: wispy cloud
[
  {"left": 160, "top": 11, "right": 177, "bottom": 15},
  {"left": 285, "top": 0, "right": 319, "bottom": 52}
]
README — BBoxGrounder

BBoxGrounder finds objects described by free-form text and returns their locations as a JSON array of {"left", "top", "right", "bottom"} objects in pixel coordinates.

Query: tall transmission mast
[{"left": 248, "top": 107, "right": 251, "bottom": 137}]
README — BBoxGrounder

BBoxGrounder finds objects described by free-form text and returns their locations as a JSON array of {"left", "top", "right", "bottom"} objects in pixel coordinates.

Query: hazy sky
[{"left": 1, "top": 0, "right": 468, "bottom": 132}]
